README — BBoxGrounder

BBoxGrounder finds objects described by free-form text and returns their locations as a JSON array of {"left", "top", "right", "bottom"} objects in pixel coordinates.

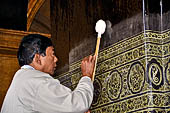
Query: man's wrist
[
  {"left": 82, "top": 76, "right": 92, "bottom": 81},
  {"left": 82, "top": 75, "right": 92, "bottom": 80}
]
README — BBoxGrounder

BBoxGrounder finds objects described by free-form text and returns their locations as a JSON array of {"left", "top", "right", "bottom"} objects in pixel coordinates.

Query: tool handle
[{"left": 92, "top": 37, "right": 101, "bottom": 82}]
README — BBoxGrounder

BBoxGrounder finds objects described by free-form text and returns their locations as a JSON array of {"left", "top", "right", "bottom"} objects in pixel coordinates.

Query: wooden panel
[
  {"left": 0, "top": 56, "right": 19, "bottom": 109},
  {"left": 0, "top": 28, "right": 51, "bottom": 109}
]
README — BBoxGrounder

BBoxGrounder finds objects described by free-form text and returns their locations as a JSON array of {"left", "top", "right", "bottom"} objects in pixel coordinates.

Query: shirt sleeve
[{"left": 33, "top": 76, "right": 94, "bottom": 113}]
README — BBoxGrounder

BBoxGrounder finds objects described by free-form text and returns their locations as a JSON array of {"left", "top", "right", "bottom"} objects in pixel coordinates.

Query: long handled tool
[{"left": 92, "top": 19, "right": 106, "bottom": 82}]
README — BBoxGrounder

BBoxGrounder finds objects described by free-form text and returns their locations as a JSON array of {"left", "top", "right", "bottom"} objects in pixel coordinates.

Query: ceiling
[{"left": 28, "top": 0, "right": 51, "bottom": 34}]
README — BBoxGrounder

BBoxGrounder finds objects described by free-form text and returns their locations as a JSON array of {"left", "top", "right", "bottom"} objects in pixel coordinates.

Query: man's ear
[{"left": 33, "top": 54, "right": 41, "bottom": 65}]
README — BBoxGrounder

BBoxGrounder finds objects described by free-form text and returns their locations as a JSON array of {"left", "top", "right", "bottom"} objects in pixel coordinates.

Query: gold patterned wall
[{"left": 58, "top": 30, "right": 170, "bottom": 112}]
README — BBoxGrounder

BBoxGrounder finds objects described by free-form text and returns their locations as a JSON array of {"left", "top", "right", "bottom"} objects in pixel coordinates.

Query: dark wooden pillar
[{"left": 50, "top": 0, "right": 70, "bottom": 75}]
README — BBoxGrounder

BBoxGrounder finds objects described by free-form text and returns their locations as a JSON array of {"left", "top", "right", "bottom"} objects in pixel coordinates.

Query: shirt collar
[{"left": 21, "top": 65, "right": 35, "bottom": 70}]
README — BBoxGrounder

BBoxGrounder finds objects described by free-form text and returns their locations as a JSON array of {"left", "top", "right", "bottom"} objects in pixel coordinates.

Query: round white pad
[{"left": 95, "top": 19, "right": 106, "bottom": 37}]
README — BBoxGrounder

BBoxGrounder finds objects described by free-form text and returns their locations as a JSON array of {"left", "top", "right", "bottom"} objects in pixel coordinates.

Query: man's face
[{"left": 41, "top": 46, "right": 58, "bottom": 75}]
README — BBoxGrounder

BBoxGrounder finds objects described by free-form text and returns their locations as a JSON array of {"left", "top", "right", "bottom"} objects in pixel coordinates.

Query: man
[{"left": 1, "top": 34, "right": 95, "bottom": 113}]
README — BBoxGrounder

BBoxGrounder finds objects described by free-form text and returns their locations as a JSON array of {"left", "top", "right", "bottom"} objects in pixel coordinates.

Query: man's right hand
[{"left": 81, "top": 55, "right": 96, "bottom": 79}]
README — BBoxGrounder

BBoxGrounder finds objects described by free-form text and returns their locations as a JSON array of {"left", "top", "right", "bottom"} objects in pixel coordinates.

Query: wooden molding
[{"left": 0, "top": 28, "right": 51, "bottom": 56}]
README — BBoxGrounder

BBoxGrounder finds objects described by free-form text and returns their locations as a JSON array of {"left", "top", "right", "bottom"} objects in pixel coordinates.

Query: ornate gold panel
[{"left": 59, "top": 30, "right": 170, "bottom": 112}]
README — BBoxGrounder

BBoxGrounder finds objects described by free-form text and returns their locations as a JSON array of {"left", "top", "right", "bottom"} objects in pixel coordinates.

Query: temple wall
[
  {"left": 51, "top": 0, "right": 170, "bottom": 112},
  {"left": 69, "top": 30, "right": 170, "bottom": 112}
]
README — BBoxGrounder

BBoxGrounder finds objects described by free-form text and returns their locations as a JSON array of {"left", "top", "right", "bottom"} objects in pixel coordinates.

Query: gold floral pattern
[{"left": 58, "top": 30, "right": 170, "bottom": 112}]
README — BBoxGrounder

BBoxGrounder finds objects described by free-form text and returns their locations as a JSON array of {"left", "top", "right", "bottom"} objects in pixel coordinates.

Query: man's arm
[{"left": 33, "top": 55, "right": 96, "bottom": 113}]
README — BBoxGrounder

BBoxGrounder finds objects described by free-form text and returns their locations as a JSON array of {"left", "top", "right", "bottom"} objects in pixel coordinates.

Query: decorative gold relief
[
  {"left": 146, "top": 59, "right": 164, "bottom": 90},
  {"left": 106, "top": 70, "right": 122, "bottom": 100},
  {"left": 58, "top": 30, "right": 170, "bottom": 112},
  {"left": 165, "top": 60, "right": 170, "bottom": 85},
  {"left": 128, "top": 62, "right": 145, "bottom": 94}
]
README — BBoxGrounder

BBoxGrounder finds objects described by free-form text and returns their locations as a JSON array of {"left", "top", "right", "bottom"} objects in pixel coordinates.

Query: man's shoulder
[
  {"left": 15, "top": 69, "right": 52, "bottom": 80},
  {"left": 13, "top": 69, "right": 54, "bottom": 89}
]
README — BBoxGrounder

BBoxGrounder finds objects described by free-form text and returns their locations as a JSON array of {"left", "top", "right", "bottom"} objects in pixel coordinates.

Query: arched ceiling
[{"left": 27, "top": 0, "right": 51, "bottom": 34}]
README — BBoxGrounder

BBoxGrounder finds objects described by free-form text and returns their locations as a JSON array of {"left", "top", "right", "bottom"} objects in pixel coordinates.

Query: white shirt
[{"left": 1, "top": 65, "right": 94, "bottom": 113}]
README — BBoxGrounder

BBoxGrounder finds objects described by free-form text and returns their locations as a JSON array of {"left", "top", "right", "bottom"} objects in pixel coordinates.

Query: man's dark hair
[{"left": 17, "top": 34, "right": 53, "bottom": 66}]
